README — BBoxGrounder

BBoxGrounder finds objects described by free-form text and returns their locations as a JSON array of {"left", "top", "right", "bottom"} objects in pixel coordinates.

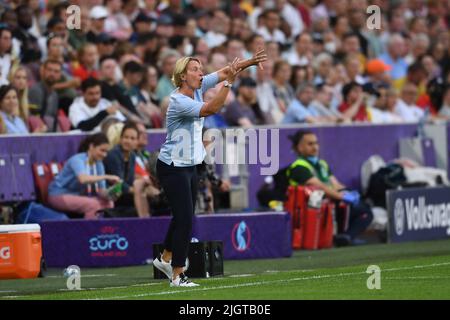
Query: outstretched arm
[{"left": 216, "top": 49, "right": 267, "bottom": 82}]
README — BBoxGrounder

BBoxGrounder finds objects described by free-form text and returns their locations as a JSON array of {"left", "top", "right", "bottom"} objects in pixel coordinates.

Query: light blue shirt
[
  {"left": 282, "top": 99, "right": 319, "bottom": 124},
  {"left": 48, "top": 153, "right": 107, "bottom": 196},
  {"left": 158, "top": 72, "right": 219, "bottom": 167},
  {"left": 0, "top": 111, "right": 29, "bottom": 134},
  {"left": 379, "top": 53, "right": 408, "bottom": 81}
]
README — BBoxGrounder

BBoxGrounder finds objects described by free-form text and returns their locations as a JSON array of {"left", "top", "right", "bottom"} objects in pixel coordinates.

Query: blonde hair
[
  {"left": 171, "top": 57, "right": 201, "bottom": 87},
  {"left": 8, "top": 65, "right": 30, "bottom": 122},
  {"left": 106, "top": 122, "right": 125, "bottom": 148}
]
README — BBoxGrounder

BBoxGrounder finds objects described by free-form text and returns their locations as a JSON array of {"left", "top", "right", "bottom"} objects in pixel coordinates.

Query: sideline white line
[
  {"left": 88, "top": 261, "right": 450, "bottom": 300},
  {"left": 46, "top": 274, "right": 117, "bottom": 279}
]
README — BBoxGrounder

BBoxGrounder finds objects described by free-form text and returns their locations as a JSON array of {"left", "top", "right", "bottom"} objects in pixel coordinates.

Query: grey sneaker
[
  {"left": 170, "top": 273, "right": 199, "bottom": 287},
  {"left": 153, "top": 255, "right": 172, "bottom": 279}
]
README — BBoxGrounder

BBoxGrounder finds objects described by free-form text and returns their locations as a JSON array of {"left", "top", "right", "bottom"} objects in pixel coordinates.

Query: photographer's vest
[{"left": 286, "top": 157, "right": 331, "bottom": 186}]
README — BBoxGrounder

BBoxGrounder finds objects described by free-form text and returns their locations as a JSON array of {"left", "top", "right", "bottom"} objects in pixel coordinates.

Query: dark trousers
[
  {"left": 346, "top": 201, "right": 374, "bottom": 239},
  {"left": 156, "top": 159, "right": 198, "bottom": 267}
]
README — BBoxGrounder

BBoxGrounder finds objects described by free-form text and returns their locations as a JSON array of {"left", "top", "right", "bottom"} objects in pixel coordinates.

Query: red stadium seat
[
  {"left": 57, "top": 110, "right": 72, "bottom": 132},
  {"left": 32, "top": 163, "right": 53, "bottom": 205}
]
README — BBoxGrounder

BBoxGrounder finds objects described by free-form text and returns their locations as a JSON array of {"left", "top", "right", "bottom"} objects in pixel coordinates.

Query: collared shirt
[
  {"left": 158, "top": 72, "right": 219, "bottom": 167},
  {"left": 282, "top": 99, "right": 319, "bottom": 124},
  {"left": 48, "top": 152, "right": 107, "bottom": 196},
  {"left": 0, "top": 111, "right": 29, "bottom": 134},
  {"left": 379, "top": 53, "right": 408, "bottom": 81}
]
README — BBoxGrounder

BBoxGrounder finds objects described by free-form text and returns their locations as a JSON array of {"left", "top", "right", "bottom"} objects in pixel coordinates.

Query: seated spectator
[
  {"left": 0, "top": 84, "right": 28, "bottom": 134},
  {"left": 257, "top": 9, "right": 287, "bottom": 46},
  {"left": 286, "top": 130, "right": 373, "bottom": 246},
  {"left": 71, "top": 43, "right": 99, "bottom": 82},
  {"left": 282, "top": 32, "right": 313, "bottom": 67},
  {"left": 156, "top": 49, "right": 180, "bottom": 102},
  {"left": 103, "top": 122, "right": 151, "bottom": 218},
  {"left": 256, "top": 60, "right": 285, "bottom": 124},
  {"left": 310, "top": 84, "right": 345, "bottom": 123},
  {"left": 224, "top": 77, "right": 265, "bottom": 127},
  {"left": 365, "top": 59, "right": 392, "bottom": 92},
  {"left": 378, "top": 34, "right": 408, "bottom": 90},
  {"left": 282, "top": 83, "right": 326, "bottom": 124},
  {"left": 47, "top": 133, "right": 120, "bottom": 219},
  {"left": 338, "top": 81, "right": 369, "bottom": 122},
  {"left": 394, "top": 82, "right": 425, "bottom": 122},
  {"left": 99, "top": 55, "right": 141, "bottom": 123},
  {"left": 69, "top": 77, "right": 126, "bottom": 131},
  {"left": 104, "top": 0, "right": 133, "bottom": 41},
  {"left": 0, "top": 26, "right": 16, "bottom": 86},
  {"left": 367, "top": 86, "right": 403, "bottom": 124},
  {"left": 272, "top": 60, "right": 295, "bottom": 112},
  {"left": 9, "top": 65, "right": 46, "bottom": 133},
  {"left": 28, "top": 59, "right": 62, "bottom": 131},
  {"left": 86, "top": 5, "right": 108, "bottom": 43}
]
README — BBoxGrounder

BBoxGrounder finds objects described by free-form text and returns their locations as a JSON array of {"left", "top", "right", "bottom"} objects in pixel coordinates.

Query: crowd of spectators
[{"left": 0, "top": 0, "right": 449, "bottom": 136}]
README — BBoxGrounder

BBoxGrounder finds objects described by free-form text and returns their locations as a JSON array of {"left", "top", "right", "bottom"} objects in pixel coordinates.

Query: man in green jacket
[{"left": 286, "top": 129, "right": 373, "bottom": 246}]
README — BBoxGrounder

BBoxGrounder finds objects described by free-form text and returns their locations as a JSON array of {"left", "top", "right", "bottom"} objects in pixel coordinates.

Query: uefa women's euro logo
[{"left": 231, "top": 221, "right": 251, "bottom": 252}]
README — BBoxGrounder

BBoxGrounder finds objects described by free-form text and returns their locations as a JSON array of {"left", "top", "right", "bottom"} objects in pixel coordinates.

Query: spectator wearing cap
[
  {"left": 282, "top": 83, "right": 324, "bottom": 124},
  {"left": 394, "top": 82, "right": 425, "bottom": 122},
  {"left": 130, "top": 13, "right": 155, "bottom": 44},
  {"left": 96, "top": 33, "right": 117, "bottom": 59},
  {"left": 69, "top": 77, "right": 126, "bottom": 132},
  {"left": 86, "top": 5, "right": 109, "bottom": 44},
  {"left": 282, "top": 32, "right": 313, "bottom": 67},
  {"left": 365, "top": 59, "right": 392, "bottom": 90},
  {"left": 155, "top": 15, "right": 175, "bottom": 40},
  {"left": 156, "top": 49, "right": 181, "bottom": 101},
  {"left": 257, "top": 9, "right": 287, "bottom": 46},
  {"left": 224, "top": 77, "right": 265, "bottom": 128},
  {"left": 104, "top": 0, "right": 133, "bottom": 41},
  {"left": 338, "top": 81, "right": 369, "bottom": 122}
]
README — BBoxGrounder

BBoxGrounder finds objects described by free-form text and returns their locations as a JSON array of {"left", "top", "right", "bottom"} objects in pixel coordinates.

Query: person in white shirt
[
  {"left": 69, "top": 77, "right": 126, "bottom": 132},
  {"left": 0, "top": 27, "right": 13, "bottom": 86},
  {"left": 394, "top": 82, "right": 425, "bottom": 122},
  {"left": 257, "top": 9, "right": 287, "bottom": 45},
  {"left": 274, "top": 0, "right": 304, "bottom": 41},
  {"left": 368, "top": 87, "right": 403, "bottom": 124},
  {"left": 282, "top": 32, "right": 313, "bottom": 67}
]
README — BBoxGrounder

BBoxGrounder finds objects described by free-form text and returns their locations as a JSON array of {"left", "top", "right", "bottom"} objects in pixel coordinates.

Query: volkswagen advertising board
[{"left": 387, "top": 186, "right": 450, "bottom": 243}]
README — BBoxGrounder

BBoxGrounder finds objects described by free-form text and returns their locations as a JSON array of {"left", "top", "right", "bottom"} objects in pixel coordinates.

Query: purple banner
[{"left": 41, "top": 212, "right": 292, "bottom": 267}]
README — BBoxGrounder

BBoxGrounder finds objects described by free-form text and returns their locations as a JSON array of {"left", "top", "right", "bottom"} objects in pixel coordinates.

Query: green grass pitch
[{"left": 1, "top": 239, "right": 450, "bottom": 300}]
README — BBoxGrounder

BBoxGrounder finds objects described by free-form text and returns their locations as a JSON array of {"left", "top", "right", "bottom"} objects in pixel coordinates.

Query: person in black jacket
[{"left": 103, "top": 121, "right": 150, "bottom": 217}]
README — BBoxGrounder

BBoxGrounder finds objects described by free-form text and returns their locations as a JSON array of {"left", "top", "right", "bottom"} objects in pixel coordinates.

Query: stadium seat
[
  {"left": 32, "top": 163, "right": 53, "bottom": 205},
  {"left": 57, "top": 110, "right": 72, "bottom": 132}
]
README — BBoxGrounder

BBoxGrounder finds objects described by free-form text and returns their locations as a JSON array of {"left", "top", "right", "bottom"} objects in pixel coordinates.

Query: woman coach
[{"left": 154, "top": 50, "right": 267, "bottom": 287}]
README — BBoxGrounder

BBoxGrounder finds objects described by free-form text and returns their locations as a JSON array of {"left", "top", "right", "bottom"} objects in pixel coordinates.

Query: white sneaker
[
  {"left": 153, "top": 255, "right": 172, "bottom": 280},
  {"left": 170, "top": 273, "right": 200, "bottom": 287}
]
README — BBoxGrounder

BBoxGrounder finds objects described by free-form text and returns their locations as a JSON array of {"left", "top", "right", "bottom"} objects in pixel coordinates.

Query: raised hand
[
  {"left": 252, "top": 48, "right": 268, "bottom": 70},
  {"left": 227, "top": 57, "right": 243, "bottom": 83}
]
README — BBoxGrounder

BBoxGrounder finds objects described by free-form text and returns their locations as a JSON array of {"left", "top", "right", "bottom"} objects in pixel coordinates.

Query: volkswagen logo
[{"left": 394, "top": 199, "right": 405, "bottom": 236}]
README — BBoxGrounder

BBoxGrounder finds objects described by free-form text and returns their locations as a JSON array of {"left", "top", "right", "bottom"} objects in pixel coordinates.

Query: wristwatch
[{"left": 224, "top": 80, "right": 233, "bottom": 88}]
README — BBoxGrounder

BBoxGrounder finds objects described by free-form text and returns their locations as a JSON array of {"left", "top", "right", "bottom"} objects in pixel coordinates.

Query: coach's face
[
  {"left": 183, "top": 60, "right": 204, "bottom": 90},
  {"left": 297, "top": 133, "right": 319, "bottom": 158}
]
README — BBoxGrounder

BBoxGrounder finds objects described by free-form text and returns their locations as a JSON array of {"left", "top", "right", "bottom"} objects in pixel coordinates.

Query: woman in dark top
[{"left": 103, "top": 121, "right": 150, "bottom": 217}]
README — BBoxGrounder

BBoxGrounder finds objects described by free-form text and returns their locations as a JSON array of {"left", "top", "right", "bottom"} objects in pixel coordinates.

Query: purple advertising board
[
  {"left": 41, "top": 212, "right": 292, "bottom": 267},
  {"left": 387, "top": 186, "right": 450, "bottom": 243}
]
